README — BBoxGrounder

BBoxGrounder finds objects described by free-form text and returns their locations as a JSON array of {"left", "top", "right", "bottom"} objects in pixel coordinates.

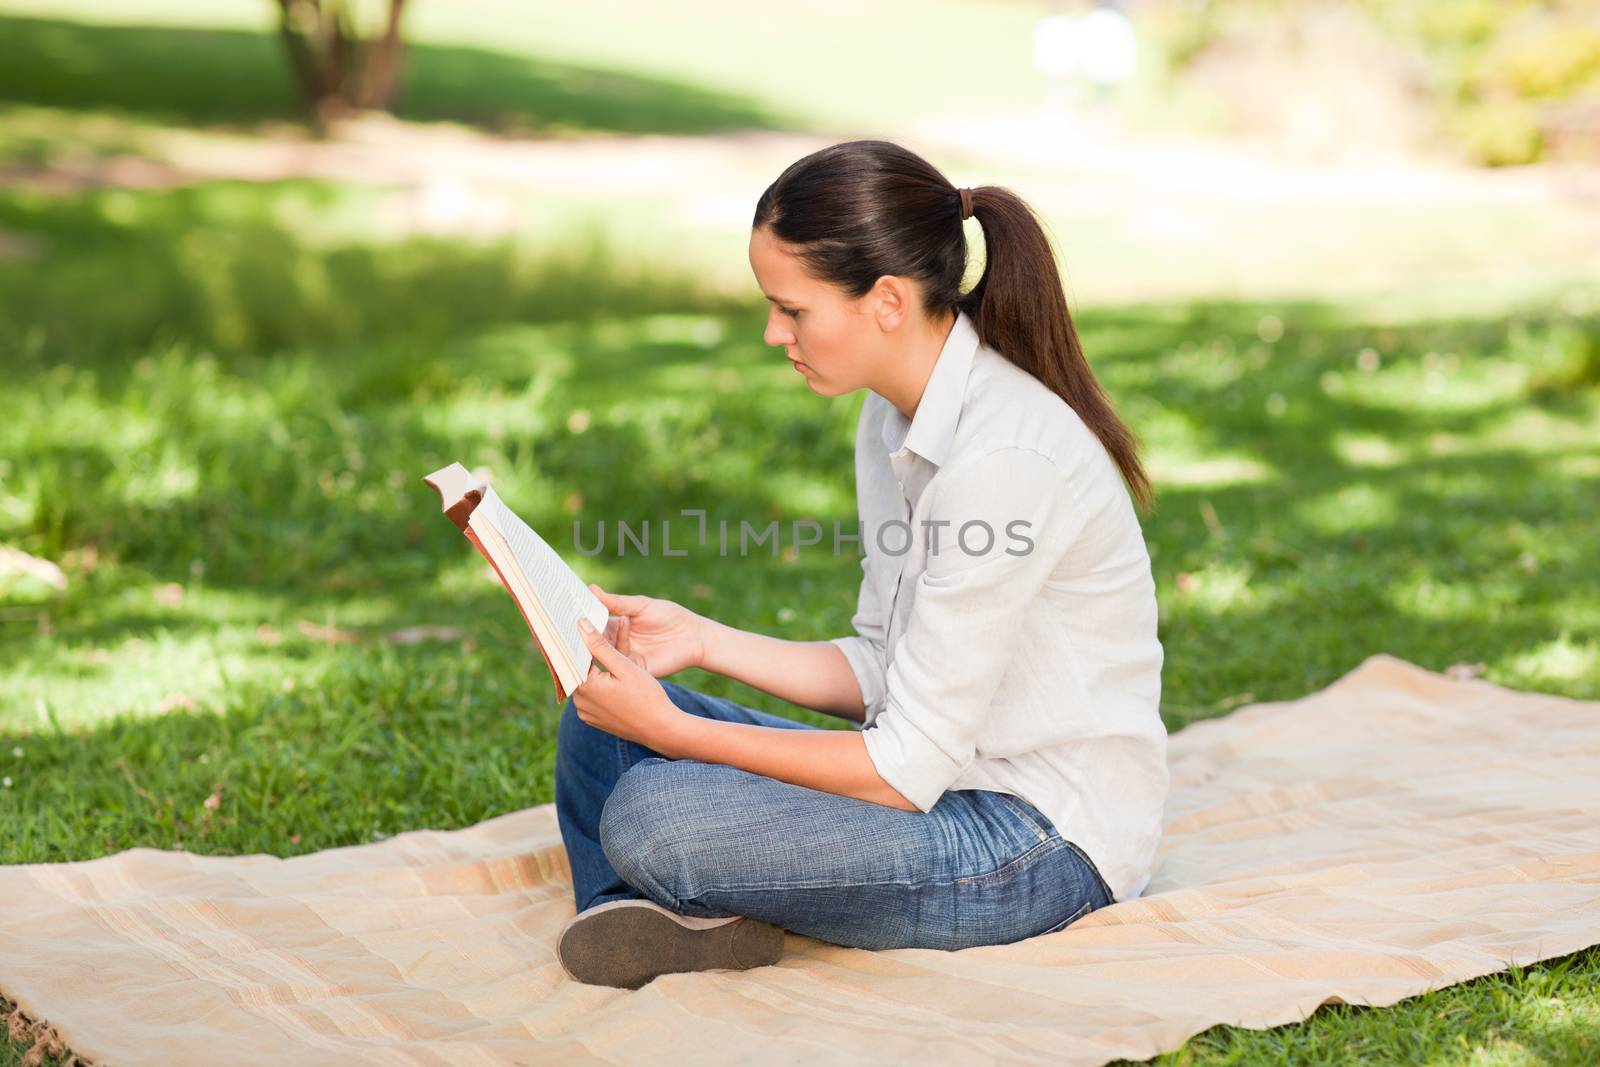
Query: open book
[{"left": 423, "top": 462, "right": 607, "bottom": 703}]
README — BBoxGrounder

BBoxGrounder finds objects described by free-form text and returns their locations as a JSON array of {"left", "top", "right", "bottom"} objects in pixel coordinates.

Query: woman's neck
[{"left": 874, "top": 309, "right": 958, "bottom": 421}]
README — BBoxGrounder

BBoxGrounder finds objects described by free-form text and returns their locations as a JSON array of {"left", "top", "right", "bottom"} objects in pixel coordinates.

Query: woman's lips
[{"left": 791, "top": 360, "right": 810, "bottom": 373}]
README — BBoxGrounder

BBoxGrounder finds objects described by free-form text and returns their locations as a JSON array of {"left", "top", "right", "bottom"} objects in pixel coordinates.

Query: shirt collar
[{"left": 879, "top": 309, "right": 980, "bottom": 469}]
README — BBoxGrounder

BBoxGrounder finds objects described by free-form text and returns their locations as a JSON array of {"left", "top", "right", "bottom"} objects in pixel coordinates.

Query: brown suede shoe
[{"left": 556, "top": 898, "right": 785, "bottom": 989}]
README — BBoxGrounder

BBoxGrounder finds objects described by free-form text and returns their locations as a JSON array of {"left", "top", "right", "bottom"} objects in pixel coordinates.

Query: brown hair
[{"left": 753, "top": 139, "right": 1154, "bottom": 513}]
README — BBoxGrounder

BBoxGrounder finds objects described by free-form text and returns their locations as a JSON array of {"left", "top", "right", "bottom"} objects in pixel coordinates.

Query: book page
[
  {"left": 469, "top": 521, "right": 569, "bottom": 691},
  {"left": 472, "top": 487, "right": 607, "bottom": 686}
]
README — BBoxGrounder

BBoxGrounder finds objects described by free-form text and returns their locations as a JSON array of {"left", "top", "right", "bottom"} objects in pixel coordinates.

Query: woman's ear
[{"left": 870, "top": 274, "right": 913, "bottom": 333}]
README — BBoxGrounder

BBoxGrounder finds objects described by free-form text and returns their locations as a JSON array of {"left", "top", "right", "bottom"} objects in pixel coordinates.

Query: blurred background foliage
[
  {"left": 1370, "top": 0, "right": 1600, "bottom": 165},
  {"left": 1140, "top": 0, "right": 1600, "bottom": 165}
]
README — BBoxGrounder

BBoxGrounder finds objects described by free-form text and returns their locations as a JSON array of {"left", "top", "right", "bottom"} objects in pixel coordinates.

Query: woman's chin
[{"left": 800, "top": 373, "right": 844, "bottom": 397}]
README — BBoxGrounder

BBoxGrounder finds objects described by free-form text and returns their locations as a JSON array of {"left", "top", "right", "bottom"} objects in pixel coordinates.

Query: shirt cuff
[
  {"left": 829, "top": 634, "right": 886, "bottom": 730},
  {"left": 860, "top": 704, "right": 968, "bottom": 812}
]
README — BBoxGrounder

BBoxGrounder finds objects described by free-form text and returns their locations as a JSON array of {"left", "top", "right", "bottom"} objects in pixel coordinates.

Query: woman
[{"left": 554, "top": 139, "right": 1167, "bottom": 990}]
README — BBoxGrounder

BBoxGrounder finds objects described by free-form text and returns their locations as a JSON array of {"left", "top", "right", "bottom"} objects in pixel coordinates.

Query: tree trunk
[
  {"left": 273, "top": 0, "right": 409, "bottom": 129},
  {"left": 358, "top": 0, "right": 410, "bottom": 111}
]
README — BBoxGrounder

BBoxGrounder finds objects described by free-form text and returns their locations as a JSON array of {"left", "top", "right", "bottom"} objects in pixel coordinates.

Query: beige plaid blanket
[{"left": 3, "top": 654, "right": 1597, "bottom": 1067}]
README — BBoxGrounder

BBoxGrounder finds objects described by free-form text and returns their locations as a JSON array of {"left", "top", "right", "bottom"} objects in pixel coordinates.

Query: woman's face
[{"left": 747, "top": 225, "right": 875, "bottom": 397}]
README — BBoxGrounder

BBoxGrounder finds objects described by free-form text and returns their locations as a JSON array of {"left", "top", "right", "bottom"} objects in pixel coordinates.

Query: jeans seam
[
  {"left": 603, "top": 763, "right": 1084, "bottom": 904},
  {"left": 1059, "top": 837, "right": 1116, "bottom": 904},
  {"left": 995, "top": 791, "right": 1115, "bottom": 905},
  {"left": 952, "top": 837, "right": 1062, "bottom": 888},
  {"left": 648, "top": 837, "right": 1064, "bottom": 900},
  {"left": 995, "top": 793, "right": 1052, "bottom": 843},
  {"left": 1042, "top": 899, "right": 1095, "bottom": 934}
]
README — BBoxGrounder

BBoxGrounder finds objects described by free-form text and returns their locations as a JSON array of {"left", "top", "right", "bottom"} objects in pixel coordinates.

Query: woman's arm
[
  {"left": 697, "top": 619, "right": 867, "bottom": 725},
  {"left": 586, "top": 585, "right": 869, "bottom": 724},
  {"left": 573, "top": 618, "right": 913, "bottom": 811},
  {"left": 659, "top": 712, "right": 915, "bottom": 810}
]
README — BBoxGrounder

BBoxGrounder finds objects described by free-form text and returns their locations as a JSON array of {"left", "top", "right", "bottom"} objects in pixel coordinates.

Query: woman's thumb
[{"left": 589, "top": 583, "right": 640, "bottom": 613}]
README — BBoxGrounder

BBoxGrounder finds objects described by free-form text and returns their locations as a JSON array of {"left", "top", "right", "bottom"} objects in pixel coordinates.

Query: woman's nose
[{"left": 764, "top": 317, "right": 794, "bottom": 347}]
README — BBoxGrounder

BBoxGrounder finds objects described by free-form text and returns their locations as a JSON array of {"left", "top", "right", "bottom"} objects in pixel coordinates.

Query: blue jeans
[{"left": 554, "top": 680, "right": 1113, "bottom": 950}]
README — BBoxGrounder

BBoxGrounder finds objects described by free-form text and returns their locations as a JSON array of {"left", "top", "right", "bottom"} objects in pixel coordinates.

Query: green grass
[{"left": 1, "top": 175, "right": 1597, "bottom": 1065}]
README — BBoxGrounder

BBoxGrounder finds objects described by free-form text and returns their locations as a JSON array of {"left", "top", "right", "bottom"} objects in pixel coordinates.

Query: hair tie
[{"left": 957, "top": 187, "right": 974, "bottom": 221}]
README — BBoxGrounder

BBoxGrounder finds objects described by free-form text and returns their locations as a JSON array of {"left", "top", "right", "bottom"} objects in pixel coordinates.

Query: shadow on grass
[
  {"left": 0, "top": 14, "right": 795, "bottom": 136},
  {"left": 1076, "top": 295, "right": 1599, "bottom": 711},
  {"left": 0, "top": 180, "right": 751, "bottom": 358}
]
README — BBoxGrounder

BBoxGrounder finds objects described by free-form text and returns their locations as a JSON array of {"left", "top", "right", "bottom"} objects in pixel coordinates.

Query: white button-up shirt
[{"left": 831, "top": 309, "right": 1168, "bottom": 901}]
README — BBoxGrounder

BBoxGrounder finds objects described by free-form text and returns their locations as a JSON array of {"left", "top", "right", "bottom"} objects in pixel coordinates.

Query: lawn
[{"left": 2, "top": 3, "right": 1599, "bottom": 1064}]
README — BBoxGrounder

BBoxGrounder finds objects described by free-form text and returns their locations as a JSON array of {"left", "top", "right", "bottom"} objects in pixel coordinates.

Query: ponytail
[
  {"left": 958, "top": 187, "right": 1153, "bottom": 512},
  {"left": 754, "top": 140, "right": 1154, "bottom": 513}
]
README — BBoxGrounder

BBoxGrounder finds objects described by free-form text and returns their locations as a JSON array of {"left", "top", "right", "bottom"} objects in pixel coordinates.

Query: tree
[{"left": 274, "top": 0, "right": 410, "bottom": 128}]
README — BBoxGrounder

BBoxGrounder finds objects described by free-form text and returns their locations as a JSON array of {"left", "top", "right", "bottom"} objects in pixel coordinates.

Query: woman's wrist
[{"left": 693, "top": 613, "right": 721, "bottom": 672}]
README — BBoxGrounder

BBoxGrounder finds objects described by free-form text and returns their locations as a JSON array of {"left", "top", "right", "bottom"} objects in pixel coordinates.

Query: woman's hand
[
  {"left": 572, "top": 615, "right": 687, "bottom": 751},
  {"left": 589, "top": 583, "right": 707, "bottom": 678}
]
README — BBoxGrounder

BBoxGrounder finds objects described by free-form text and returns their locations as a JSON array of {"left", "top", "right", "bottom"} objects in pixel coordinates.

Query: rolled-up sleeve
[
  {"left": 862, "top": 446, "right": 1086, "bottom": 812},
  {"left": 831, "top": 552, "right": 888, "bottom": 731}
]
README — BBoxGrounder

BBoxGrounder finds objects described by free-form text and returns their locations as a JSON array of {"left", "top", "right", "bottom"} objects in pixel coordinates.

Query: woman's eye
[{"left": 781, "top": 307, "right": 800, "bottom": 318}]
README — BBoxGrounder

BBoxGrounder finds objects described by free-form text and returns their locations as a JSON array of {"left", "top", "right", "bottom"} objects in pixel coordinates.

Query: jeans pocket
[{"left": 994, "top": 792, "right": 1056, "bottom": 843}]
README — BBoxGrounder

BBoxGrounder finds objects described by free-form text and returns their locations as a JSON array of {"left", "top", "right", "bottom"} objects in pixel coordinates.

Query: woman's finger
[
  {"left": 578, "top": 618, "right": 630, "bottom": 676},
  {"left": 589, "top": 583, "right": 647, "bottom": 616}
]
